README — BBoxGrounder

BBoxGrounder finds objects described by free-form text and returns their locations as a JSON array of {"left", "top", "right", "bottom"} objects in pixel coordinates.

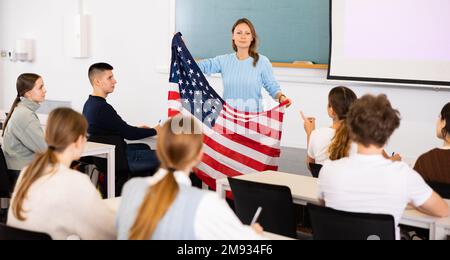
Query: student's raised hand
[
  {"left": 251, "top": 223, "right": 264, "bottom": 235},
  {"left": 300, "top": 111, "right": 316, "bottom": 135},
  {"left": 382, "top": 150, "right": 402, "bottom": 162},
  {"left": 390, "top": 153, "right": 402, "bottom": 162}
]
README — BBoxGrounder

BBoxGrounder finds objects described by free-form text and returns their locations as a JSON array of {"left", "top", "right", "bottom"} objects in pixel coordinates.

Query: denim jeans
[{"left": 126, "top": 144, "right": 160, "bottom": 173}]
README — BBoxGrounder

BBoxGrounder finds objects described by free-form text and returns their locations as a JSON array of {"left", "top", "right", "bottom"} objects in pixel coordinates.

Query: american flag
[{"left": 168, "top": 33, "right": 287, "bottom": 191}]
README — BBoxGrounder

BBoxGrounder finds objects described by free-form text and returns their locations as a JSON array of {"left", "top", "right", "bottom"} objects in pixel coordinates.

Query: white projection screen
[{"left": 328, "top": 0, "right": 450, "bottom": 87}]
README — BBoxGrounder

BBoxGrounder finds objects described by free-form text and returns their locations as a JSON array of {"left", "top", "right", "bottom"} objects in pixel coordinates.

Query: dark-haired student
[
  {"left": 414, "top": 102, "right": 450, "bottom": 184},
  {"left": 117, "top": 116, "right": 263, "bottom": 240},
  {"left": 2, "top": 74, "right": 47, "bottom": 176},
  {"left": 301, "top": 86, "right": 358, "bottom": 166},
  {"left": 318, "top": 95, "right": 450, "bottom": 239},
  {"left": 8, "top": 108, "right": 115, "bottom": 240},
  {"left": 82, "top": 63, "right": 161, "bottom": 181}
]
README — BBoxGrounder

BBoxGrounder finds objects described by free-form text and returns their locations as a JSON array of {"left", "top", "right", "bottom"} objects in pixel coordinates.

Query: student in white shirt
[
  {"left": 117, "top": 116, "right": 264, "bottom": 240},
  {"left": 318, "top": 94, "right": 450, "bottom": 239},
  {"left": 8, "top": 108, "right": 116, "bottom": 240},
  {"left": 301, "top": 86, "right": 357, "bottom": 166}
]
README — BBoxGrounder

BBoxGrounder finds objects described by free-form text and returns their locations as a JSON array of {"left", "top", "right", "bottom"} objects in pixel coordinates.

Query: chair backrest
[
  {"left": 307, "top": 204, "right": 396, "bottom": 240},
  {"left": 228, "top": 177, "right": 298, "bottom": 238},
  {"left": 0, "top": 146, "right": 11, "bottom": 198},
  {"left": 427, "top": 181, "right": 450, "bottom": 199},
  {"left": 309, "top": 163, "right": 323, "bottom": 178},
  {"left": 0, "top": 224, "right": 52, "bottom": 240}
]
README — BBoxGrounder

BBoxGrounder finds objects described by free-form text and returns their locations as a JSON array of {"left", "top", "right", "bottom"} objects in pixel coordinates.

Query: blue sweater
[
  {"left": 198, "top": 53, "right": 281, "bottom": 112},
  {"left": 82, "top": 95, "right": 156, "bottom": 140}
]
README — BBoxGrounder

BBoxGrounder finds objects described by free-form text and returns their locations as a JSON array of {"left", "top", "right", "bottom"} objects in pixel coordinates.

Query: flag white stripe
[
  {"left": 196, "top": 162, "right": 228, "bottom": 180},
  {"left": 169, "top": 83, "right": 179, "bottom": 92},
  {"left": 168, "top": 100, "right": 182, "bottom": 110}
]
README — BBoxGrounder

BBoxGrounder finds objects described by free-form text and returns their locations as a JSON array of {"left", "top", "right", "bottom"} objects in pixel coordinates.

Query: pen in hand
[{"left": 251, "top": 207, "right": 263, "bottom": 225}]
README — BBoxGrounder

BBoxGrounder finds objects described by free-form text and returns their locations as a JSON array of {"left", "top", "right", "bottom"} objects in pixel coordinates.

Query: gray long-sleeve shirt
[{"left": 2, "top": 98, "right": 47, "bottom": 171}]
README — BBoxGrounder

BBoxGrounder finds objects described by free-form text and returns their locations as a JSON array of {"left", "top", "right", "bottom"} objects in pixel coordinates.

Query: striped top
[{"left": 198, "top": 53, "right": 281, "bottom": 112}]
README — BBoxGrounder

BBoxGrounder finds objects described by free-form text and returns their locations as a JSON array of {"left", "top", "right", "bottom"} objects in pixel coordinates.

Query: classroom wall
[
  {"left": 1, "top": 0, "right": 449, "bottom": 161},
  {"left": 0, "top": 0, "right": 172, "bottom": 127}
]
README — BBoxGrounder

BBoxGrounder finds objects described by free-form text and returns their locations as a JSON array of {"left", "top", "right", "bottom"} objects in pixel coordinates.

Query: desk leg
[
  {"left": 107, "top": 148, "right": 116, "bottom": 198},
  {"left": 0, "top": 198, "right": 9, "bottom": 209},
  {"left": 216, "top": 181, "right": 226, "bottom": 200},
  {"left": 434, "top": 225, "right": 448, "bottom": 240}
]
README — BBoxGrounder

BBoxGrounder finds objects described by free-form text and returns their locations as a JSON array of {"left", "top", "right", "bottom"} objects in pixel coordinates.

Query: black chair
[
  {"left": 0, "top": 146, "right": 11, "bottom": 199},
  {"left": 427, "top": 181, "right": 450, "bottom": 199},
  {"left": 307, "top": 204, "right": 396, "bottom": 240},
  {"left": 0, "top": 224, "right": 51, "bottom": 240},
  {"left": 228, "top": 178, "right": 298, "bottom": 238},
  {"left": 309, "top": 163, "right": 323, "bottom": 178},
  {"left": 82, "top": 135, "right": 159, "bottom": 197}
]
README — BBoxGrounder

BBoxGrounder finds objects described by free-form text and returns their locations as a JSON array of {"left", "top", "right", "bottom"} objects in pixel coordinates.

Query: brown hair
[
  {"left": 2, "top": 73, "right": 41, "bottom": 137},
  {"left": 88, "top": 62, "right": 114, "bottom": 85},
  {"left": 440, "top": 102, "right": 450, "bottom": 140},
  {"left": 129, "top": 116, "right": 203, "bottom": 240},
  {"left": 347, "top": 94, "right": 401, "bottom": 148},
  {"left": 12, "top": 108, "right": 88, "bottom": 221},
  {"left": 232, "top": 18, "right": 260, "bottom": 67},
  {"left": 328, "top": 87, "right": 357, "bottom": 160}
]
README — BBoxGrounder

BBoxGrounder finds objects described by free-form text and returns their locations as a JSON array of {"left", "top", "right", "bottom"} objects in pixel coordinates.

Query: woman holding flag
[{"left": 197, "top": 18, "right": 292, "bottom": 112}]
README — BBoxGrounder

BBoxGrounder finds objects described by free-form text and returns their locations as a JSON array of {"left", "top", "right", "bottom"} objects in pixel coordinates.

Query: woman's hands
[{"left": 276, "top": 93, "right": 292, "bottom": 108}]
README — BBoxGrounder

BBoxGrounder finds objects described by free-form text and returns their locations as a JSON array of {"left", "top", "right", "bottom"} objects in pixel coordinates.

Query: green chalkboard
[{"left": 176, "top": 0, "right": 330, "bottom": 64}]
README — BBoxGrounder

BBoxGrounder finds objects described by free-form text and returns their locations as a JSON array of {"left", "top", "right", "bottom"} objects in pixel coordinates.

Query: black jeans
[{"left": 126, "top": 144, "right": 160, "bottom": 173}]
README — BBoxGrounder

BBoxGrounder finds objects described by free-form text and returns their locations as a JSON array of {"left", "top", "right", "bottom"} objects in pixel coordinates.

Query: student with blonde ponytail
[
  {"left": 2, "top": 74, "right": 47, "bottom": 174},
  {"left": 7, "top": 108, "right": 116, "bottom": 240},
  {"left": 301, "top": 87, "right": 358, "bottom": 166},
  {"left": 117, "top": 116, "right": 263, "bottom": 240}
]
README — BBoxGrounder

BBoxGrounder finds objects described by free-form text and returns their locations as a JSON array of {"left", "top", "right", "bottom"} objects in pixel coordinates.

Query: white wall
[
  {"left": 0, "top": 0, "right": 172, "bottom": 126},
  {"left": 1, "top": 0, "right": 449, "bottom": 160}
]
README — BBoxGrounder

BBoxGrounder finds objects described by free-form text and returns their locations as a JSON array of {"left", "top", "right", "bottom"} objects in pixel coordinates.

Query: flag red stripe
[
  {"left": 168, "top": 109, "right": 181, "bottom": 117},
  {"left": 201, "top": 153, "right": 243, "bottom": 177},
  {"left": 168, "top": 91, "right": 181, "bottom": 100},
  {"left": 203, "top": 135, "right": 279, "bottom": 172},
  {"left": 211, "top": 124, "right": 281, "bottom": 157},
  {"left": 220, "top": 113, "right": 282, "bottom": 140}
]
